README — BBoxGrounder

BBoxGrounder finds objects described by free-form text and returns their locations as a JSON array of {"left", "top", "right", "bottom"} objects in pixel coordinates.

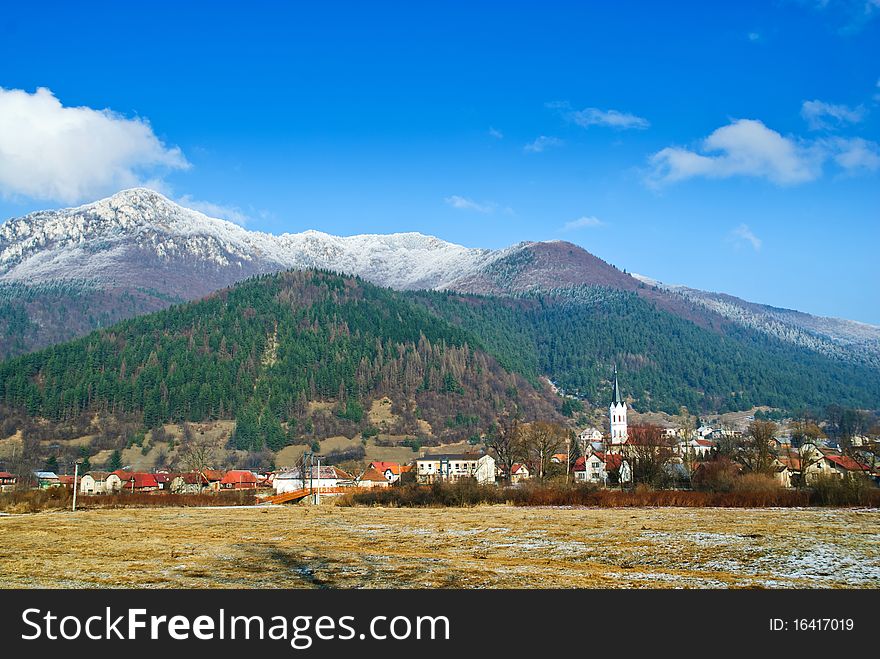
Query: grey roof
[{"left": 611, "top": 367, "right": 623, "bottom": 406}]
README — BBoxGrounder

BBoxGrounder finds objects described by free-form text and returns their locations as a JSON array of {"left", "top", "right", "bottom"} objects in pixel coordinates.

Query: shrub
[
  {"left": 733, "top": 474, "right": 780, "bottom": 494},
  {"left": 692, "top": 458, "right": 740, "bottom": 492},
  {"left": 810, "top": 475, "right": 878, "bottom": 506}
]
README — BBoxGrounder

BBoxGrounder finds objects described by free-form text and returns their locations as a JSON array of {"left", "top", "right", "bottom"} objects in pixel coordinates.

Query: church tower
[{"left": 609, "top": 366, "right": 628, "bottom": 445}]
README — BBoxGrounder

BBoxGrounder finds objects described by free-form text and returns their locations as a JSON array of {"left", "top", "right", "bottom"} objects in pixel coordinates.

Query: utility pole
[
  {"left": 315, "top": 456, "right": 321, "bottom": 505},
  {"left": 71, "top": 461, "right": 79, "bottom": 512}
]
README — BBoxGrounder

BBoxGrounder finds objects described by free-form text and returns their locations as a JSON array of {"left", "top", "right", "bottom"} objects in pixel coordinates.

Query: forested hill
[
  {"left": 0, "top": 270, "right": 559, "bottom": 449},
  {"left": 0, "top": 271, "right": 877, "bottom": 445},
  {"left": 410, "top": 287, "right": 880, "bottom": 414}
]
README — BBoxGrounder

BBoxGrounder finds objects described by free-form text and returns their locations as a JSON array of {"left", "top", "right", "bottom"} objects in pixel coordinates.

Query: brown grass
[{"left": 0, "top": 505, "right": 876, "bottom": 589}]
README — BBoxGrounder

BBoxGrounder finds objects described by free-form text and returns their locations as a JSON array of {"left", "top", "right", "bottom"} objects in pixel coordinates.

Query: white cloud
[
  {"left": 0, "top": 87, "right": 189, "bottom": 204},
  {"left": 730, "top": 224, "right": 762, "bottom": 251},
  {"left": 813, "top": 0, "right": 880, "bottom": 33},
  {"left": 647, "top": 119, "right": 821, "bottom": 187},
  {"left": 488, "top": 127, "right": 503, "bottom": 139},
  {"left": 801, "top": 99, "right": 866, "bottom": 129},
  {"left": 571, "top": 107, "right": 650, "bottom": 130},
  {"left": 523, "top": 135, "right": 563, "bottom": 153},
  {"left": 177, "top": 195, "right": 250, "bottom": 225},
  {"left": 647, "top": 118, "right": 880, "bottom": 187},
  {"left": 824, "top": 136, "right": 880, "bottom": 172},
  {"left": 561, "top": 216, "right": 604, "bottom": 231},
  {"left": 444, "top": 195, "right": 496, "bottom": 213}
]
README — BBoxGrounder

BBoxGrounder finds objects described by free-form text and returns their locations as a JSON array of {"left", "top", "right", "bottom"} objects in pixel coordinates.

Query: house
[
  {"left": 168, "top": 469, "right": 223, "bottom": 493},
  {"left": 34, "top": 471, "right": 60, "bottom": 488},
  {"left": 574, "top": 452, "right": 625, "bottom": 484},
  {"left": 357, "top": 467, "right": 391, "bottom": 488},
  {"left": 710, "top": 427, "right": 742, "bottom": 439},
  {"left": 509, "top": 463, "right": 531, "bottom": 484},
  {"left": 274, "top": 466, "right": 354, "bottom": 493},
  {"left": 774, "top": 456, "right": 802, "bottom": 487},
  {"left": 57, "top": 475, "right": 76, "bottom": 489},
  {"left": 578, "top": 427, "right": 603, "bottom": 443},
  {"left": 0, "top": 471, "right": 16, "bottom": 492},
  {"left": 220, "top": 470, "right": 258, "bottom": 490},
  {"left": 80, "top": 471, "right": 110, "bottom": 494},
  {"left": 677, "top": 438, "right": 715, "bottom": 460},
  {"left": 550, "top": 453, "right": 569, "bottom": 464},
  {"left": 170, "top": 472, "right": 213, "bottom": 494},
  {"left": 803, "top": 451, "right": 869, "bottom": 483},
  {"left": 415, "top": 453, "right": 496, "bottom": 484},
  {"left": 201, "top": 470, "right": 224, "bottom": 492},
  {"left": 153, "top": 472, "right": 172, "bottom": 490},
  {"left": 368, "top": 461, "right": 404, "bottom": 484},
  {"left": 772, "top": 463, "right": 793, "bottom": 488},
  {"left": 117, "top": 472, "right": 159, "bottom": 492}
]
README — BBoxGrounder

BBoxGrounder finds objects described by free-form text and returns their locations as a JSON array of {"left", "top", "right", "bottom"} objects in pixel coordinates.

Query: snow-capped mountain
[
  {"left": 0, "top": 188, "right": 513, "bottom": 298},
  {"left": 632, "top": 273, "right": 880, "bottom": 368},
  {"left": 0, "top": 188, "right": 877, "bottom": 368}
]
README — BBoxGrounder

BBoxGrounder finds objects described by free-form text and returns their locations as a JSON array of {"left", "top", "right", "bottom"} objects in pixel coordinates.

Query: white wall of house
[
  {"left": 577, "top": 455, "right": 606, "bottom": 484},
  {"left": 416, "top": 455, "right": 496, "bottom": 484},
  {"left": 274, "top": 475, "right": 338, "bottom": 493},
  {"left": 79, "top": 474, "right": 103, "bottom": 494}
]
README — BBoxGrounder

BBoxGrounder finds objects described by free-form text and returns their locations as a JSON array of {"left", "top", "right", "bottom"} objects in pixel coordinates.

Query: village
[{"left": 2, "top": 370, "right": 877, "bottom": 504}]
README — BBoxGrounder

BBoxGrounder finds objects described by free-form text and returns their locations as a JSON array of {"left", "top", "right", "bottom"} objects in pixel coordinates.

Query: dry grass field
[{"left": 1, "top": 506, "right": 877, "bottom": 589}]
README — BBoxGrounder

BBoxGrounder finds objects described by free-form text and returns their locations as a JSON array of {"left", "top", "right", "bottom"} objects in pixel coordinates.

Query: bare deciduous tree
[
  {"left": 626, "top": 423, "right": 675, "bottom": 487},
  {"left": 486, "top": 412, "right": 524, "bottom": 483},
  {"left": 521, "top": 421, "right": 567, "bottom": 480},
  {"left": 173, "top": 424, "right": 221, "bottom": 479},
  {"left": 738, "top": 420, "right": 778, "bottom": 475}
]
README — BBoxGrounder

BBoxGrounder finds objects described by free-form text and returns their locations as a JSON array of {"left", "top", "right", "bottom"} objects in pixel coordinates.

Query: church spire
[{"left": 611, "top": 365, "right": 623, "bottom": 406}]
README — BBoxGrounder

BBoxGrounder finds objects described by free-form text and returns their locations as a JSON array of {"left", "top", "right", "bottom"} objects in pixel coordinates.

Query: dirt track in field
[{"left": 1, "top": 505, "right": 877, "bottom": 588}]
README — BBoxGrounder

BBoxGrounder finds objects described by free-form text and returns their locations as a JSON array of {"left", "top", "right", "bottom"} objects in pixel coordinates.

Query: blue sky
[{"left": 0, "top": 1, "right": 878, "bottom": 322}]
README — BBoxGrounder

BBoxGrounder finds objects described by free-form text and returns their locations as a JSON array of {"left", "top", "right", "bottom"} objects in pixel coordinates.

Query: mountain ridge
[{"left": 0, "top": 188, "right": 877, "bottom": 370}]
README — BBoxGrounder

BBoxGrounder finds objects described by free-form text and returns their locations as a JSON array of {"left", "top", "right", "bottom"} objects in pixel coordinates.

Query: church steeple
[
  {"left": 609, "top": 365, "right": 628, "bottom": 445},
  {"left": 611, "top": 366, "right": 623, "bottom": 406}
]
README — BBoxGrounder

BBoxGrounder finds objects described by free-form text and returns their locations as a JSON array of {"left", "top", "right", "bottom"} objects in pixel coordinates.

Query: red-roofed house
[
  {"left": 358, "top": 467, "right": 391, "bottom": 488},
  {"left": 220, "top": 470, "right": 258, "bottom": 490},
  {"left": 153, "top": 472, "right": 172, "bottom": 490},
  {"left": 368, "top": 461, "right": 404, "bottom": 484},
  {"left": 118, "top": 472, "right": 159, "bottom": 492},
  {"left": 0, "top": 471, "right": 17, "bottom": 492},
  {"left": 57, "top": 475, "right": 76, "bottom": 489},
  {"left": 510, "top": 463, "right": 531, "bottom": 484},
  {"left": 170, "top": 472, "right": 211, "bottom": 494},
  {"left": 574, "top": 452, "right": 626, "bottom": 484},
  {"left": 803, "top": 451, "right": 870, "bottom": 483}
]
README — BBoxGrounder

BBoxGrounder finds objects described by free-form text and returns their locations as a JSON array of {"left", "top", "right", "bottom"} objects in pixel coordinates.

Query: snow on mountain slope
[
  {"left": 0, "top": 188, "right": 505, "bottom": 295},
  {"left": 632, "top": 273, "right": 880, "bottom": 367},
  {"left": 1, "top": 188, "right": 876, "bottom": 369}
]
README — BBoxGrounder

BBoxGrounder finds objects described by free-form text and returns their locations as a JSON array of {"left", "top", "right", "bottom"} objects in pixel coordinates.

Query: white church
[{"left": 609, "top": 366, "right": 628, "bottom": 445}]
